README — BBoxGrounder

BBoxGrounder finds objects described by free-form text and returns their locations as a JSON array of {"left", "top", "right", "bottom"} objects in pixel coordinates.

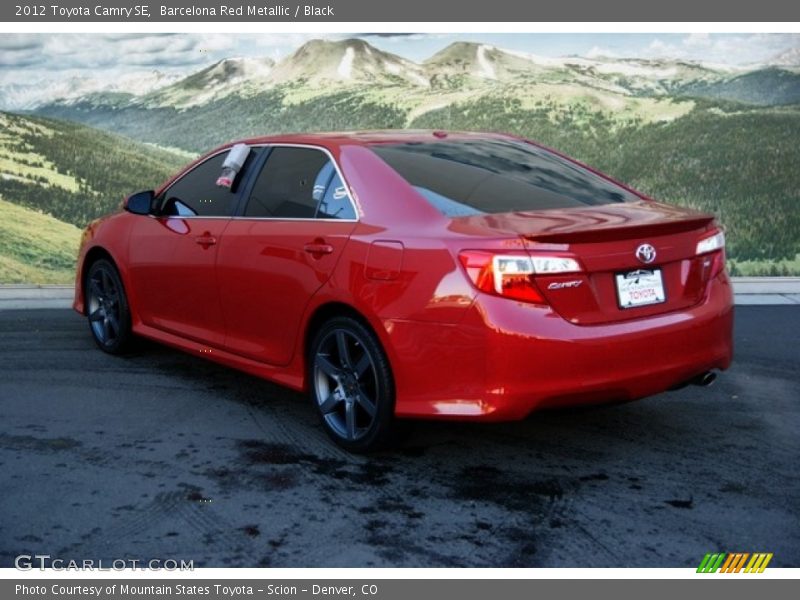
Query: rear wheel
[
  {"left": 85, "top": 259, "right": 133, "bottom": 354},
  {"left": 309, "top": 317, "right": 395, "bottom": 452}
]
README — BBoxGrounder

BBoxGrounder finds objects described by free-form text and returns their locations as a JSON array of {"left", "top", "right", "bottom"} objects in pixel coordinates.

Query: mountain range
[
  {"left": 21, "top": 38, "right": 799, "bottom": 161},
  {"left": 3, "top": 39, "right": 800, "bottom": 111}
]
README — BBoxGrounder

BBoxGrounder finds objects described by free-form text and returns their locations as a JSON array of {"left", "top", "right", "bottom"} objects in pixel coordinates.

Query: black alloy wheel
[
  {"left": 309, "top": 317, "right": 396, "bottom": 452},
  {"left": 85, "top": 259, "right": 133, "bottom": 354}
]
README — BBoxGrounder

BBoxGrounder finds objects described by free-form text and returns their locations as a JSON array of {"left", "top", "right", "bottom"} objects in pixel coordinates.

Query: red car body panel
[
  {"left": 127, "top": 215, "right": 229, "bottom": 346},
  {"left": 74, "top": 131, "right": 733, "bottom": 421},
  {"left": 216, "top": 218, "right": 357, "bottom": 365}
]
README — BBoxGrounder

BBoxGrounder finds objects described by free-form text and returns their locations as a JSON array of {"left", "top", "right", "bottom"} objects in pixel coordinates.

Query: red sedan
[{"left": 74, "top": 131, "right": 733, "bottom": 451}]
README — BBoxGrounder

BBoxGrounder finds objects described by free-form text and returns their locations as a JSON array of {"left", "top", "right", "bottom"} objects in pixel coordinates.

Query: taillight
[
  {"left": 459, "top": 251, "right": 582, "bottom": 304},
  {"left": 696, "top": 230, "right": 726, "bottom": 279},
  {"left": 696, "top": 230, "right": 725, "bottom": 255}
]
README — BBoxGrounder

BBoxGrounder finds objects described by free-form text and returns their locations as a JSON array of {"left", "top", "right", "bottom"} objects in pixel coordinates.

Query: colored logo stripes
[{"left": 697, "top": 553, "right": 773, "bottom": 573}]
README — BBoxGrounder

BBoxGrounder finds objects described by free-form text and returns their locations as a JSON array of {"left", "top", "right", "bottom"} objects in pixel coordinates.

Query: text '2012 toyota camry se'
[{"left": 74, "top": 131, "right": 733, "bottom": 451}]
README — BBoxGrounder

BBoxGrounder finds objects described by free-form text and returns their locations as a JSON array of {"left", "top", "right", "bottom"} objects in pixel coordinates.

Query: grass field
[
  {"left": 728, "top": 255, "right": 800, "bottom": 277},
  {"left": 0, "top": 197, "right": 81, "bottom": 284}
]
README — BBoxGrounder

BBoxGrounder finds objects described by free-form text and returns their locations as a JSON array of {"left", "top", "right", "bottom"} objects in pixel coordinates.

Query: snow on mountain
[
  {"left": 185, "top": 56, "right": 275, "bottom": 88},
  {"left": 338, "top": 47, "right": 355, "bottom": 79},
  {"left": 592, "top": 58, "right": 726, "bottom": 82},
  {"left": 146, "top": 56, "right": 276, "bottom": 107},
  {"left": 476, "top": 45, "right": 496, "bottom": 79},
  {"left": 500, "top": 48, "right": 596, "bottom": 69},
  {"left": 424, "top": 42, "right": 546, "bottom": 82},
  {"left": 0, "top": 70, "right": 183, "bottom": 110},
  {"left": 268, "top": 39, "right": 428, "bottom": 87},
  {"left": 767, "top": 47, "right": 800, "bottom": 68}
]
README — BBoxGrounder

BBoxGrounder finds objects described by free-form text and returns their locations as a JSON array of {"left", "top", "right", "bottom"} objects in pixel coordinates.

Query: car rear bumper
[{"left": 387, "top": 274, "right": 734, "bottom": 420}]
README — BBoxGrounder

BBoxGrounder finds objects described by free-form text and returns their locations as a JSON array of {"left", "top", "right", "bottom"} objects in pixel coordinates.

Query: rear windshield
[{"left": 370, "top": 139, "right": 640, "bottom": 216}]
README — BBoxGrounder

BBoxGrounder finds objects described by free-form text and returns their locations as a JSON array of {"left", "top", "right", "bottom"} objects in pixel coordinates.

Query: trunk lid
[{"left": 452, "top": 201, "right": 721, "bottom": 325}]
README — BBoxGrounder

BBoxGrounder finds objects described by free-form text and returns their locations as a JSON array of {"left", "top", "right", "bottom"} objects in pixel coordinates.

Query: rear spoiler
[{"left": 523, "top": 214, "right": 715, "bottom": 244}]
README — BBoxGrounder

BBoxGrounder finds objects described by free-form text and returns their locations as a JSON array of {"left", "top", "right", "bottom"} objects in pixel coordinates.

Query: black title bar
[{"left": 3, "top": 0, "right": 800, "bottom": 22}]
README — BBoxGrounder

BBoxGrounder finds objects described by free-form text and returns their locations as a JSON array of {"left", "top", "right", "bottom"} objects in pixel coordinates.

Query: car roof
[{"left": 235, "top": 129, "right": 515, "bottom": 149}]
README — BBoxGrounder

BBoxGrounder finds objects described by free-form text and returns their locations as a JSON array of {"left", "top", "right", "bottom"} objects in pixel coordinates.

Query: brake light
[
  {"left": 459, "top": 251, "right": 581, "bottom": 304},
  {"left": 696, "top": 230, "right": 726, "bottom": 279},
  {"left": 696, "top": 230, "right": 725, "bottom": 255}
]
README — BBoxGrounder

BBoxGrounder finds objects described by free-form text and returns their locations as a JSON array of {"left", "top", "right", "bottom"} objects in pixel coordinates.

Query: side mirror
[{"left": 124, "top": 190, "right": 155, "bottom": 215}]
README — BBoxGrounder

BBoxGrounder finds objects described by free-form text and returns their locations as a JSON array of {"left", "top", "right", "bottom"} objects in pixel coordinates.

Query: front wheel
[
  {"left": 309, "top": 317, "right": 396, "bottom": 452},
  {"left": 85, "top": 258, "right": 133, "bottom": 354}
]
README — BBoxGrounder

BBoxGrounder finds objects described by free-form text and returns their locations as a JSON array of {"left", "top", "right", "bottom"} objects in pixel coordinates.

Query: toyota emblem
[{"left": 635, "top": 243, "right": 657, "bottom": 264}]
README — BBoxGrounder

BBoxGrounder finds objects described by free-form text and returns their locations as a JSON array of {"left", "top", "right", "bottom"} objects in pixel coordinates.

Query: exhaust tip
[{"left": 693, "top": 371, "right": 717, "bottom": 387}]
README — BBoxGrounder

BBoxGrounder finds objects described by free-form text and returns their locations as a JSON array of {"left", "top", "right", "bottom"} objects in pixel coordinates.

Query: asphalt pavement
[{"left": 0, "top": 307, "right": 798, "bottom": 567}]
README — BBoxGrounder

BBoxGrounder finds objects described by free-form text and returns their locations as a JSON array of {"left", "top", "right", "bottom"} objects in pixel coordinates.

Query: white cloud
[
  {"left": 252, "top": 33, "right": 321, "bottom": 49},
  {"left": 642, "top": 33, "right": 800, "bottom": 65},
  {"left": 0, "top": 34, "right": 41, "bottom": 51},
  {"left": 683, "top": 33, "right": 711, "bottom": 47},
  {"left": 586, "top": 45, "right": 618, "bottom": 59}
]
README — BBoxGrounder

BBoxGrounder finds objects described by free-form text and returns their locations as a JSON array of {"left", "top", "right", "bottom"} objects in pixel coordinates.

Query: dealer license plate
[{"left": 615, "top": 269, "right": 666, "bottom": 309}]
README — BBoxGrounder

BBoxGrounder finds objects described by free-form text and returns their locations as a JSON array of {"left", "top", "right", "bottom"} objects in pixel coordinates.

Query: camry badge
[{"left": 635, "top": 243, "right": 657, "bottom": 264}]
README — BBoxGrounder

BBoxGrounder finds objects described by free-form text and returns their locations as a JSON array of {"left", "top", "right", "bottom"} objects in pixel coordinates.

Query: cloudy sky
[{"left": 0, "top": 32, "right": 797, "bottom": 102}]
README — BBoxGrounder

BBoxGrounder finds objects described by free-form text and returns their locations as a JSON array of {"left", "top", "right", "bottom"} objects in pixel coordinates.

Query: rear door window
[
  {"left": 370, "top": 139, "right": 640, "bottom": 216},
  {"left": 244, "top": 146, "right": 355, "bottom": 220}
]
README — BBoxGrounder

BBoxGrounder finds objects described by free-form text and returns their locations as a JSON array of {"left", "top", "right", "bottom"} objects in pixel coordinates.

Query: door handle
[
  {"left": 304, "top": 242, "right": 334, "bottom": 256},
  {"left": 195, "top": 233, "right": 217, "bottom": 248}
]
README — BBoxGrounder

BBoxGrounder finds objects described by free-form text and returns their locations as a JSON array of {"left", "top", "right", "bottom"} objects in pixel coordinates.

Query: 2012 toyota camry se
[{"left": 74, "top": 131, "right": 733, "bottom": 451}]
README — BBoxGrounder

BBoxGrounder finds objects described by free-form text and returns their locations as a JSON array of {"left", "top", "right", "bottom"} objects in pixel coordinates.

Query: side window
[
  {"left": 316, "top": 167, "right": 356, "bottom": 220},
  {"left": 245, "top": 147, "right": 354, "bottom": 220},
  {"left": 161, "top": 149, "right": 258, "bottom": 217}
]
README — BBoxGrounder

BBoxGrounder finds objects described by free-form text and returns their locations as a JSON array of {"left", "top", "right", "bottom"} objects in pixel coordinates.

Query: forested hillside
[
  {"left": 0, "top": 112, "right": 190, "bottom": 227},
  {"left": 38, "top": 88, "right": 408, "bottom": 154}
]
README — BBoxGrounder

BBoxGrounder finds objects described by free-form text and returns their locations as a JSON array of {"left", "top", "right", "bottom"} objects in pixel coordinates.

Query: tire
[
  {"left": 308, "top": 316, "right": 396, "bottom": 452},
  {"left": 84, "top": 258, "right": 133, "bottom": 354}
]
